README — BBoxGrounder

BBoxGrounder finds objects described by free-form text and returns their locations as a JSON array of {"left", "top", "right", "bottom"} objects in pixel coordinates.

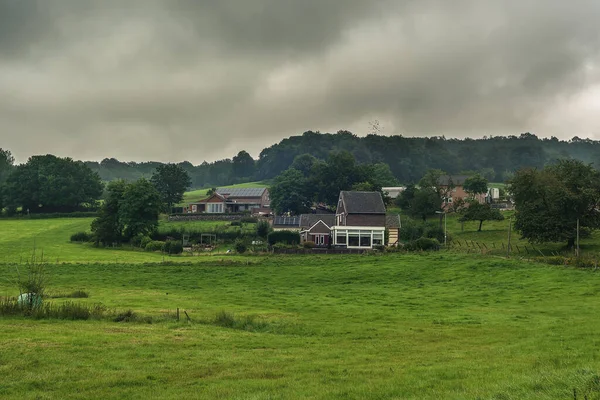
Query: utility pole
[{"left": 507, "top": 216, "right": 512, "bottom": 258}]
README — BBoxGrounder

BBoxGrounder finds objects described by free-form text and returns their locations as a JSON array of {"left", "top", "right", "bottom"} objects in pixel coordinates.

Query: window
[
  {"left": 348, "top": 233, "right": 360, "bottom": 247},
  {"left": 360, "top": 233, "right": 371, "bottom": 247},
  {"left": 373, "top": 233, "right": 383, "bottom": 246},
  {"left": 207, "top": 203, "right": 224, "bottom": 213},
  {"left": 336, "top": 233, "right": 347, "bottom": 245},
  {"left": 191, "top": 205, "right": 197, "bottom": 213}
]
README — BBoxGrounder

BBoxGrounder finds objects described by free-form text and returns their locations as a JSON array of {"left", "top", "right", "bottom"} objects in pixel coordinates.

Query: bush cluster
[
  {"left": 70, "top": 231, "right": 92, "bottom": 242},
  {"left": 145, "top": 241, "right": 165, "bottom": 252},
  {"left": 405, "top": 237, "right": 440, "bottom": 251},
  {"left": 267, "top": 230, "right": 301, "bottom": 246}
]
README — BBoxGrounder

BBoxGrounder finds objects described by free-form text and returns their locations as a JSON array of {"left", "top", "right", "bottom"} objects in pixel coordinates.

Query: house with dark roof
[
  {"left": 331, "top": 191, "right": 387, "bottom": 249},
  {"left": 188, "top": 187, "right": 270, "bottom": 214}
]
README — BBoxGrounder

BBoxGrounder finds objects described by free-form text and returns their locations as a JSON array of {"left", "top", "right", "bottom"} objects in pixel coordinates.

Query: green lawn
[
  {"left": 181, "top": 181, "right": 269, "bottom": 205},
  {"left": 1, "top": 254, "right": 600, "bottom": 399},
  {"left": 0, "top": 218, "right": 255, "bottom": 264}
]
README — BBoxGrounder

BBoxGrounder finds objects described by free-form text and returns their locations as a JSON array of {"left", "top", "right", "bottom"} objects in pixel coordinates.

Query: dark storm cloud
[{"left": 0, "top": 0, "right": 599, "bottom": 163}]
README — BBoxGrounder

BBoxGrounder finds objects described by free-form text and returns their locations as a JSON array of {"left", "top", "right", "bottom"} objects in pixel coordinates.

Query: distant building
[
  {"left": 188, "top": 187, "right": 270, "bottom": 214},
  {"left": 382, "top": 187, "right": 406, "bottom": 199}
]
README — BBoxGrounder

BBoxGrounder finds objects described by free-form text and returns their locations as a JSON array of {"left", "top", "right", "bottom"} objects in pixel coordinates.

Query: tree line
[
  {"left": 0, "top": 150, "right": 190, "bottom": 216},
  {"left": 77, "top": 131, "right": 600, "bottom": 188}
]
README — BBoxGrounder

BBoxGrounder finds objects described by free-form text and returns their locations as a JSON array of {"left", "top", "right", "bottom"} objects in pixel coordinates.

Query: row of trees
[
  {"left": 0, "top": 149, "right": 191, "bottom": 215},
  {"left": 82, "top": 131, "right": 600, "bottom": 189},
  {"left": 269, "top": 151, "right": 398, "bottom": 214}
]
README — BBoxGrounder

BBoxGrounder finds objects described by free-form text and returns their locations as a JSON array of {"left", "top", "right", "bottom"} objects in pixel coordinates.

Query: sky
[{"left": 1, "top": 0, "right": 600, "bottom": 164}]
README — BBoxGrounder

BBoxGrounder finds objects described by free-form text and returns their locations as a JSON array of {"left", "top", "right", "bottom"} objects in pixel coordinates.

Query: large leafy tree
[
  {"left": 150, "top": 163, "right": 192, "bottom": 211},
  {"left": 232, "top": 150, "right": 256, "bottom": 180},
  {"left": 459, "top": 202, "right": 504, "bottom": 231},
  {"left": 407, "top": 187, "right": 443, "bottom": 221},
  {"left": 269, "top": 168, "right": 312, "bottom": 215},
  {"left": 91, "top": 180, "right": 128, "bottom": 246},
  {"left": 119, "top": 179, "right": 162, "bottom": 239},
  {"left": 4, "top": 155, "right": 103, "bottom": 213},
  {"left": 509, "top": 160, "right": 600, "bottom": 248},
  {"left": 0, "top": 148, "right": 15, "bottom": 211},
  {"left": 463, "top": 174, "right": 488, "bottom": 196}
]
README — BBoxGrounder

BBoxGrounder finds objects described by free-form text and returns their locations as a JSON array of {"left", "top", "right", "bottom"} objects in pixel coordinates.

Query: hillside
[{"left": 83, "top": 132, "right": 600, "bottom": 188}]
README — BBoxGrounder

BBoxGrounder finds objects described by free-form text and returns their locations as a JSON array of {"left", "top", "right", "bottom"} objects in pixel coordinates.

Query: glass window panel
[
  {"left": 348, "top": 235, "right": 360, "bottom": 246},
  {"left": 360, "top": 235, "right": 371, "bottom": 247}
]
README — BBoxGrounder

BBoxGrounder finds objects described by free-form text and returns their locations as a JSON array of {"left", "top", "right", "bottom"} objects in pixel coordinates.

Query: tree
[
  {"left": 408, "top": 187, "right": 443, "bottom": 221},
  {"left": 91, "top": 180, "right": 128, "bottom": 246},
  {"left": 4, "top": 155, "right": 103, "bottom": 213},
  {"left": 509, "top": 160, "right": 600, "bottom": 248},
  {"left": 150, "top": 163, "right": 192, "bottom": 211},
  {"left": 290, "top": 153, "right": 317, "bottom": 177},
  {"left": 463, "top": 174, "right": 488, "bottom": 196},
  {"left": 0, "top": 148, "right": 14, "bottom": 183},
  {"left": 395, "top": 184, "right": 415, "bottom": 210},
  {"left": 269, "top": 168, "right": 312, "bottom": 214},
  {"left": 0, "top": 148, "right": 14, "bottom": 211},
  {"left": 232, "top": 150, "right": 256, "bottom": 179},
  {"left": 119, "top": 179, "right": 162, "bottom": 239},
  {"left": 459, "top": 202, "right": 504, "bottom": 231}
]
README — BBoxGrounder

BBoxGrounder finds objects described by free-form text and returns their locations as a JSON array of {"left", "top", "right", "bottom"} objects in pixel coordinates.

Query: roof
[
  {"left": 386, "top": 214, "right": 401, "bottom": 229},
  {"left": 299, "top": 214, "right": 336, "bottom": 229},
  {"left": 437, "top": 175, "right": 470, "bottom": 186},
  {"left": 216, "top": 187, "right": 267, "bottom": 197},
  {"left": 273, "top": 216, "right": 301, "bottom": 227},
  {"left": 340, "top": 191, "right": 386, "bottom": 214}
]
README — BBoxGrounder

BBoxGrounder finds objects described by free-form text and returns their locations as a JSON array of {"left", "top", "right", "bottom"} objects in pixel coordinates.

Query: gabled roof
[
  {"left": 299, "top": 214, "right": 336, "bottom": 229},
  {"left": 216, "top": 187, "right": 267, "bottom": 197},
  {"left": 386, "top": 214, "right": 401, "bottom": 229},
  {"left": 438, "top": 175, "right": 470, "bottom": 186},
  {"left": 339, "top": 191, "right": 386, "bottom": 214},
  {"left": 190, "top": 192, "right": 226, "bottom": 204}
]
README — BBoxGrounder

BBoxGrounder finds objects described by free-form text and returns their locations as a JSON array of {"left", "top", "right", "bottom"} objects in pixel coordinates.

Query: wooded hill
[{"left": 84, "top": 131, "right": 600, "bottom": 187}]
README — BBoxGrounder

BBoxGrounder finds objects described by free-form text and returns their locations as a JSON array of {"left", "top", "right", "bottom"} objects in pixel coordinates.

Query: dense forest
[{"left": 78, "top": 131, "right": 600, "bottom": 186}]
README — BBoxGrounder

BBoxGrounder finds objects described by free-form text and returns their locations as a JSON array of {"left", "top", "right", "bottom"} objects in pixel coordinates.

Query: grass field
[
  {"left": 1, "top": 254, "right": 600, "bottom": 399},
  {"left": 0, "top": 218, "right": 254, "bottom": 264},
  {"left": 2, "top": 217, "right": 600, "bottom": 398},
  {"left": 180, "top": 181, "right": 269, "bottom": 205}
]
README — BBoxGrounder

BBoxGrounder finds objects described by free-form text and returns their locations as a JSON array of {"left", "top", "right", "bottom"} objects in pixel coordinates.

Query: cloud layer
[{"left": 1, "top": 0, "right": 600, "bottom": 163}]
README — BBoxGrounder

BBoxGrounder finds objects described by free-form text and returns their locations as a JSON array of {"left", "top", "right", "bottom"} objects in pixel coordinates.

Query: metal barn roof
[{"left": 216, "top": 187, "right": 266, "bottom": 197}]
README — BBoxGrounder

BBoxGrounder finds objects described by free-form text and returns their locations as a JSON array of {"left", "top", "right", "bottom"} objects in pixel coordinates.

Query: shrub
[
  {"left": 240, "top": 216, "right": 258, "bottom": 223},
  {"left": 256, "top": 220, "right": 271, "bottom": 238},
  {"left": 267, "top": 230, "right": 301, "bottom": 246},
  {"left": 235, "top": 240, "right": 247, "bottom": 254},
  {"left": 214, "top": 310, "right": 235, "bottom": 328},
  {"left": 213, "top": 310, "right": 268, "bottom": 332},
  {"left": 405, "top": 237, "right": 440, "bottom": 251},
  {"left": 424, "top": 224, "right": 446, "bottom": 243},
  {"left": 145, "top": 241, "right": 165, "bottom": 252},
  {"left": 113, "top": 309, "right": 137, "bottom": 322},
  {"left": 163, "top": 240, "right": 183, "bottom": 255},
  {"left": 131, "top": 233, "right": 152, "bottom": 248},
  {"left": 230, "top": 221, "right": 242, "bottom": 227},
  {"left": 70, "top": 231, "right": 92, "bottom": 242},
  {"left": 399, "top": 218, "right": 425, "bottom": 242},
  {"left": 302, "top": 241, "right": 316, "bottom": 249}
]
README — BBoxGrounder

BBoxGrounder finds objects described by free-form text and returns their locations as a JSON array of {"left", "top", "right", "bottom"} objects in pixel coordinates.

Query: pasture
[{"left": 1, "top": 217, "right": 600, "bottom": 398}]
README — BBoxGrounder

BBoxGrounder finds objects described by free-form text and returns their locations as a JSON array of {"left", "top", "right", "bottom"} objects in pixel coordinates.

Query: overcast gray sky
[{"left": 1, "top": 0, "right": 600, "bottom": 164}]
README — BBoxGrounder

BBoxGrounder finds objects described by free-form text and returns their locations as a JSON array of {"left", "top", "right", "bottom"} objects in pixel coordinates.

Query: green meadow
[{"left": 1, "top": 216, "right": 600, "bottom": 399}]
